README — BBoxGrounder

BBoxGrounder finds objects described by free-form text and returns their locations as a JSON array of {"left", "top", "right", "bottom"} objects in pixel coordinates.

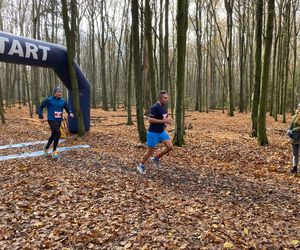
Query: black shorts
[{"left": 48, "top": 120, "right": 62, "bottom": 133}]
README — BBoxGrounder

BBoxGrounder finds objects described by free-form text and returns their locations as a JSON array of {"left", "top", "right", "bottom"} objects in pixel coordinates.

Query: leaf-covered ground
[{"left": 0, "top": 107, "right": 299, "bottom": 249}]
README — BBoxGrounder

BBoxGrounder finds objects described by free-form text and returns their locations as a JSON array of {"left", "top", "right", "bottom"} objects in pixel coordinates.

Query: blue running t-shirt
[{"left": 148, "top": 103, "right": 167, "bottom": 133}]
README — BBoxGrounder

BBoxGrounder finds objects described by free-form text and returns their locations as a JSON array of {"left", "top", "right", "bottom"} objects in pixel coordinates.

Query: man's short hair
[{"left": 158, "top": 90, "right": 168, "bottom": 99}]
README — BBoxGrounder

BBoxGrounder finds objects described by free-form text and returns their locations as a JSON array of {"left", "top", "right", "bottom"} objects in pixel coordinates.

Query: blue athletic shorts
[{"left": 147, "top": 131, "right": 170, "bottom": 148}]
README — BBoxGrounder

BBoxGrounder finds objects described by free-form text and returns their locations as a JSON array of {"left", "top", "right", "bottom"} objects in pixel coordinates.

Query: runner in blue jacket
[{"left": 38, "top": 86, "right": 74, "bottom": 158}]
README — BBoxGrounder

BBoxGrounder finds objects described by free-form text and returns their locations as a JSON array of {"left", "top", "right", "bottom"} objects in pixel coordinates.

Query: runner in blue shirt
[
  {"left": 137, "top": 90, "right": 174, "bottom": 174},
  {"left": 38, "top": 86, "right": 74, "bottom": 158}
]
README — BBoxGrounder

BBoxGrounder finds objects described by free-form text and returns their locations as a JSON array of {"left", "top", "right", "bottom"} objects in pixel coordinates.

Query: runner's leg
[
  {"left": 156, "top": 139, "right": 173, "bottom": 159},
  {"left": 52, "top": 121, "right": 62, "bottom": 151},
  {"left": 141, "top": 147, "right": 155, "bottom": 164},
  {"left": 46, "top": 121, "right": 56, "bottom": 149}
]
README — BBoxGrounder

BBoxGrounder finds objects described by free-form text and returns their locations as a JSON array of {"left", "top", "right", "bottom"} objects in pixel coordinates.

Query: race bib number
[
  {"left": 163, "top": 113, "right": 168, "bottom": 127},
  {"left": 54, "top": 111, "right": 62, "bottom": 118}
]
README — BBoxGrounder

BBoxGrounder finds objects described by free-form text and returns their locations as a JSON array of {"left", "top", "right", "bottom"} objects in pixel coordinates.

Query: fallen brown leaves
[{"left": 0, "top": 107, "right": 299, "bottom": 249}]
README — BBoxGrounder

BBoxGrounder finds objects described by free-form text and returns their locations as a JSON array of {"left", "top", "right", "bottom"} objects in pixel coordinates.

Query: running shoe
[
  {"left": 52, "top": 150, "right": 59, "bottom": 159},
  {"left": 137, "top": 163, "right": 145, "bottom": 174},
  {"left": 43, "top": 146, "right": 50, "bottom": 156},
  {"left": 151, "top": 156, "right": 160, "bottom": 168}
]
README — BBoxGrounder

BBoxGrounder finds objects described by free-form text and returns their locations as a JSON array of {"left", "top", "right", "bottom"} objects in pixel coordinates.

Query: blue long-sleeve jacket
[{"left": 38, "top": 96, "right": 72, "bottom": 121}]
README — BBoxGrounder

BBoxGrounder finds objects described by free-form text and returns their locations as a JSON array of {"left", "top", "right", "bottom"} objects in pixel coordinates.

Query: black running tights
[{"left": 46, "top": 121, "right": 61, "bottom": 151}]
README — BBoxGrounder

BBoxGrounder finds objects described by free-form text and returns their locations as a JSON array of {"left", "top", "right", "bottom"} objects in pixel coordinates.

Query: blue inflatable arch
[{"left": 0, "top": 31, "right": 90, "bottom": 133}]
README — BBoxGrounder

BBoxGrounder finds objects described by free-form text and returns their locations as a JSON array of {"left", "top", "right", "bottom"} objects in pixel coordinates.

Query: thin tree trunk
[
  {"left": 127, "top": 32, "right": 134, "bottom": 125},
  {"left": 90, "top": 1, "right": 96, "bottom": 108},
  {"left": 251, "top": 0, "right": 263, "bottom": 137},
  {"left": 291, "top": 0, "right": 297, "bottom": 115},
  {"left": 111, "top": 3, "right": 127, "bottom": 111},
  {"left": 0, "top": 79, "right": 5, "bottom": 124},
  {"left": 100, "top": 1, "right": 108, "bottom": 111},
  {"left": 173, "top": 0, "right": 189, "bottom": 147},
  {"left": 5, "top": 64, "right": 10, "bottom": 108},
  {"left": 282, "top": 1, "right": 291, "bottom": 123},
  {"left": 164, "top": 0, "right": 169, "bottom": 91},
  {"left": 145, "top": 0, "right": 157, "bottom": 104},
  {"left": 32, "top": 0, "right": 41, "bottom": 113},
  {"left": 225, "top": 0, "right": 235, "bottom": 116},
  {"left": 132, "top": 0, "right": 146, "bottom": 143},
  {"left": 274, "top": 4, "right": 283, "bottom": 121},
  {"left": 248, "top": 4, "right": 255, "bottom": 111},
  {"left": 270, "top": 17, "right": 278, "bottom": 117},
  {"left": 61, "top": 0, "right": 85, "bottom": 136},
  {"left": 195, "top": 0, "right": 202, "bottom": 112},
  {"left": 159, "top": 0, "right": 164, "bottom": 91},
  {"left": 238, "top": 0, "right": 245, "bottom": 112},
  {"left": 11, "top": 64, "right": 17, "bottom": 106},
  {"left": 257, "top": 0, "right": 275, "bottom": 146},
  {"left": 17, "top": 66, "right": 21, "bottom": 106},
  {"left": 24, "top": 67, "right": 33, "bottom": 118}
]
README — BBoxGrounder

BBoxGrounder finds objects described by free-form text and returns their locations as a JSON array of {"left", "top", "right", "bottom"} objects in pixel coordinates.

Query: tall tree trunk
[
  {"left": 32, "top": 0, "right": 41, "bottom": 113},
  {"left": 274, "top": 4, "right": 283, "bottom": 121},
  {"left": 173, "top": 0, "right": 189, "bottom": 147},
  {"left": 127, "top": 32, "right": 134, "bottom": 125},
  {"left": 248, "top": 4, "right": 255, "bottom": 111},
  {"left": 0, "top": 79, "right": 5, "bottom": 124},
  {"left": 238, "top": 0, "right": 245, "bottom": 112},
  {"left": 195, "top": 0, "right": 202, "bottom": 112},
  {"left": 24, "top": 67, "right": 33, "bottom": 118},
  {"left": 145, "top": 0, "right": 157, "bottom": 104},
  {"left": 100, "top": 1, "right": 108, "bottom": 111},
  {"left": 270, "top": 16, "right": 278, "bottom": 117},
  {"left": 159, "top": 0, "right": 164, "bottom": 91},
  {"left": 11, "top": 65, "right": 17, "bottom": 106},
  {"left": 205, "top": 8, "right": 210, "bottom": 113},
  {"left": 132, "top": 0, "right": 147, "bottom": 143},
  {"left": 17, "top": 66, "right": 21, "bottom": 106},
  {"left": 257, "top": 0, "right": 275, "bottom": 146},
  {"left": 0, "top": 0, "right": 3, "bottom": 31},
  {"left": 282, "top": 1, "right": 291, "bottom": 123},
  {"left": 251, "top": 0, "right": 263, "bottom": 137},
  {"left": 225, "top": 0, "right": 235, "bottom": 116},
  {"left": 291, "top": 0, "right": 297, "bottom": 115},
  {"left": 164, "top": 0, "right": 169, "bottom": 92},
  {"left": 61, "top": 0, "right": 85, "bottom": 136},
  {"left": 112, "top": 3, "right": 127, "bottom": 111},
  {"left": 113, "top": 43, "right": 122, "bottom": 111},
  {"left": 5, "top": 64, "right": 10, "bottom": 108},
  {"left": 22, "top": 66, "right": 27, "bottom": 105},
  {"left": 90, "top": 1, "right": 97, "bottom": 108}
]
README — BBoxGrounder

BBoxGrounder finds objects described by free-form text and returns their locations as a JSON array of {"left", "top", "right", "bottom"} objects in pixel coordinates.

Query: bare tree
[
  {"left": 257, "top": 0, "right": 275, "bottom": 145},
  {"left": 251, "top": 0, "right": 263, "bottom": 137},
  {"left": 0, "top": 79, "right": 5, "bottom": 124},
  {"left": 132, "top": 0, "right": 146, "bottom": 143},
  {"left": 61, "top": 0, "right": 85, "bottom": 136},
  {"left": 173, "top": 0, "right": 189, "bottom": 146},
  {"left": 225, "top": 0, "right": 235, "bottom": 116}
]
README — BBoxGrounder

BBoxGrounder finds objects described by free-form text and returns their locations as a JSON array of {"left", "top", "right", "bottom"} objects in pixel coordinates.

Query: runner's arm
[
  {"left": 148, "top": 117, "right": 167, "bottom": 124},
  {"left": 63, "top": 102, "right": 73, "bottom": 115},
  {"left": 38, "top": 99, "right": 49, "bottom": 119}
]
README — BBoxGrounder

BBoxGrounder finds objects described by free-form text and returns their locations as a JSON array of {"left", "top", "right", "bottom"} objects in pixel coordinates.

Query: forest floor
[{"left": 0, "top": 106, "right": 300, "bottom": 249}]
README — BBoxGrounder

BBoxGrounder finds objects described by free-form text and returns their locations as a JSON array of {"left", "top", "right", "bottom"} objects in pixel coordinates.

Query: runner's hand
[
  {"left": 70, "top": 113, "right": 74, "bottom": 118},
  {"left": 163, "top": 117, "right": 173, "bottom": 125},
  {"left": 39, "top": 118, "right": 45, "bottom": 124}
]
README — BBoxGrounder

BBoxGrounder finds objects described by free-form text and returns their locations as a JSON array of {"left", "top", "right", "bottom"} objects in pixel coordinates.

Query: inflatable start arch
[{"left": 0, "top": 31, "right": 90, "bottom": 133}]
